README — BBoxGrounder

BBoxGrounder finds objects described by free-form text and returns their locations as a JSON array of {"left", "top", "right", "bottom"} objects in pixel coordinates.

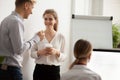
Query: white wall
[
  {"left": 0, "top": 0, "right": 72, "bottom": 80},
  {"left": 72, "top": 0, "right": 103, "bottom": 15},
  {"left": 72, "top": 0, "right": 120, "bottom": 24},
  {"left": 90, "top": 0, "right": 103, "bottom": 15},
  {"left": 0, "top": 0, "right": 15, "bottom": 22},
  {"left": 72, "top": 0, "right": 90, "bottom": 15},
  {"left": 103, "top": 0, "right": 120, "bottom": 24}
]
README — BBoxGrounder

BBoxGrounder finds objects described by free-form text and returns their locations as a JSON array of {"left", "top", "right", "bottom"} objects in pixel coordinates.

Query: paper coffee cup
[{"left": 44, "top": 44, "right": 53, "bottom": 48}]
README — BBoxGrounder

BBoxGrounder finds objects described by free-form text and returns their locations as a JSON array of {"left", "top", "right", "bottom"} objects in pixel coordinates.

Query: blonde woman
[
  {"left": 61, "top": 39, "right": 102, "bottom": 80},
  {"left": 31, "top": 9, "right": 66, "bottom": 80}
]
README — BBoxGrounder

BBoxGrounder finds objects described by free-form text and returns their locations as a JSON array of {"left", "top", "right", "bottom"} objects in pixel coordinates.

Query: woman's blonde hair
[
  {"left": 70, "top": 39, "right": 92, "bottom": 69},
  {"left": 43, "top": 9, "right": 58, "bottom": 31}
]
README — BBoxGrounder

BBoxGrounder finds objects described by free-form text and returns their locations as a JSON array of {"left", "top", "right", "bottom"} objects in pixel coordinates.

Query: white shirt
[
  {"left": 61, "top": 65, "right": 102, "bottom": 80},
  {"left": 31, "top": 32, "right": 66, "bottom": 66}
]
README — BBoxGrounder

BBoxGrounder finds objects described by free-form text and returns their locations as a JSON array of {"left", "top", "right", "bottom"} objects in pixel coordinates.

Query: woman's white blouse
[{"left": 31, "top": 32, "right": 66, "bottom": 66}]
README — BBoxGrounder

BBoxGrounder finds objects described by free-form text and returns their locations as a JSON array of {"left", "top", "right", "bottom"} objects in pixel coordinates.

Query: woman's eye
[
  {"left": 44, "top": 18, "right": 53, "bottom": 21},
  {"left": 49, "top": 18, "right": 53, "bottom": 21},
  {"left": 44, "top": 18, "right": 47, "bottom": 20}
]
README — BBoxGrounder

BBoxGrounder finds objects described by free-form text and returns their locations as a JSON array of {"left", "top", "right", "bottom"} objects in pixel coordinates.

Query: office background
[{"left": 0, "top": 0, "right": 120, "bottom": 80}]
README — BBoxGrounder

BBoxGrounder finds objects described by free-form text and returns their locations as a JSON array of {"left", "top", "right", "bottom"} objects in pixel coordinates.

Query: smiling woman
[{"left": 30, "top": 9, "right": 66, "bottom": 80}]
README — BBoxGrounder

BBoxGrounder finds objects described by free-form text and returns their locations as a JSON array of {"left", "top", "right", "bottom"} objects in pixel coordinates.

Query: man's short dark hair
[{"left": 15, "top": 0, "right": 35, "bottom": 7}]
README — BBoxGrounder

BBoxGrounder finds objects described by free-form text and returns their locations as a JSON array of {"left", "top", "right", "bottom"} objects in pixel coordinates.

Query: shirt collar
[
  {"left": 11, "top": 11, "right": 24, "bottom": 22},
  {"left": 72, "top": 65, "right": 87, "bottom": 69}
]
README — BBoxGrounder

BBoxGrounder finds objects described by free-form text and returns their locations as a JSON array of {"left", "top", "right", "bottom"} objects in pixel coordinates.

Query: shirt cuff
[{"left": 29, "top": 35, "right": 40, "bottom": 48}]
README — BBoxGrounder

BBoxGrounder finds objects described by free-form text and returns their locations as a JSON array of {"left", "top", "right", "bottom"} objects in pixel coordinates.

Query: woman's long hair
[{"left": 69, "top": 39, "right": 92, "bottom": 69}]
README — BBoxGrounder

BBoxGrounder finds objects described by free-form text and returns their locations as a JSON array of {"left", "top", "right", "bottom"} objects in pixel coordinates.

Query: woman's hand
[
  {"left": 37, "top": 48, "right": 48, "bottom": 56},
  {"left": 37, "top": 45, "right": 60, "bottom": 57},
  {"left": 45, "top": 47, "right": 60, "bottom": 57}
]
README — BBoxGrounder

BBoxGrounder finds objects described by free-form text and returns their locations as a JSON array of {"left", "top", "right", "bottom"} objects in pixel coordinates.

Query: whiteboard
[
  {"left": 88, "top": 51, "right": 120, "bottom": 80},
  {"left": 71, "top": 14, "right": 113, "bottom": 49}
]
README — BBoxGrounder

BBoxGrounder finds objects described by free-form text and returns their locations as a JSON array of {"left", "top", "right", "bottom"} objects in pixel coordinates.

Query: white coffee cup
[{"left": 44, "top": 44, "right": 53, "bottom": 48}]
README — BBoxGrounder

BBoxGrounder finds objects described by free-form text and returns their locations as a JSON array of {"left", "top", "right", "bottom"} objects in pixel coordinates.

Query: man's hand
[{"left": 37, "top": 30, "right": 45, "bottom": 41}]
